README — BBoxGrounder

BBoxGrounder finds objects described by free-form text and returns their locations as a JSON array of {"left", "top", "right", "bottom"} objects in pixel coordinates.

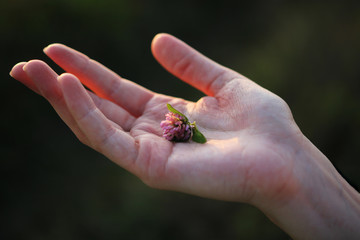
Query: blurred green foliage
[{"left": 2, "top": 0, "right": 360, "bottom": 239}]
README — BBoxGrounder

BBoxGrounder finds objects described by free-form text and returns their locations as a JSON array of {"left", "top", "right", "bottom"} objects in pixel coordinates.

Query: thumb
[{"left": 151, "top": 33, "right": 240, "bottom": 97}]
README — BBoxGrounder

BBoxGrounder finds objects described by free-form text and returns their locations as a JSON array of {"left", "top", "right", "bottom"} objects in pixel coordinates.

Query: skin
[{"left": 10, "top": 33, "right": 360, "bottom": 239}]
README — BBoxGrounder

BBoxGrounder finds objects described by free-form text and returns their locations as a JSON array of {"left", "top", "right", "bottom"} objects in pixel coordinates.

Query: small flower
[
  {"left": 160, "top": 104, "right": 207, "bottom": 143},
  {"left": 160, "top": 112, "right": 193, "bottom": 142}
]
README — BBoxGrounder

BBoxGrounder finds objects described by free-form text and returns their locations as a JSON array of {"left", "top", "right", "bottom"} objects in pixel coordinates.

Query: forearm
[{"left": 263, "top": 136, "right": 360, "bottom": 239}]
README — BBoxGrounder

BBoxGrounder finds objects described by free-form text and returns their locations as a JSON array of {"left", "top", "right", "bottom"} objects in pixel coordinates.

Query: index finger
[{"left": 44, "top": 44, "right": 154, "bottom": 117}]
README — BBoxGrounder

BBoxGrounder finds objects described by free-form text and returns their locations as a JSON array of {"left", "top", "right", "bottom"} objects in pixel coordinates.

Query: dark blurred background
[{"left": 2, "top": 0, "right": 360, "bottom": 239}]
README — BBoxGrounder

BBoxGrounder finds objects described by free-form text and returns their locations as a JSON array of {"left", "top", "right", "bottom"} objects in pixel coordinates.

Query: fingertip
[
  {"left": 11, "top": 61, "right": 27, "bottom": 69},
  {"left": 22, "top": 59, "right": 48, "bottom": 73},
  {"left": 10, "top": 61, "right": 42, "bottom": 94},
  {"left": 152, "top": 33, "right": 169, "bottom": 45},
  {"left": 58, "top": 73, "right": 79, "bottom": 86},
  {"left": 58, "top": 73, "right": 96, "bottom": 118},
  {"left": 43, "top": 43, "right": 66, "bottom": 55},
  {"left": 58, "top": 72, "right": 75, "bottom": 79},
  {"left": 58, "top": 73, "right": 86, "bottom": 97},
  {"left": 151, "top": 33, "right": 174, "bottom": 56},
  {"left": 10, "top": 61, "right": 27, "bottom": 78},
  {"left": 43, "top": 45, "right": 51, "bottom": 54},
  {"left": 43, "top": 43, "right": 89, "bottom": 73}
]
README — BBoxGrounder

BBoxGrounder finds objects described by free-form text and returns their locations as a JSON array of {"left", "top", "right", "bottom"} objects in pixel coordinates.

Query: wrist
[{"left": 261, "top": 135, "right": 360, "bottom": 239}]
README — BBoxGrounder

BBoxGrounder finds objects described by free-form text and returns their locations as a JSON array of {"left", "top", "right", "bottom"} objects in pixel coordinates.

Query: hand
[
  {"left": 10, "top": 34, "right": 360, "bottom": 239},
  {"left": 10, "top": 33, "right": 298, "bottom": 202}
]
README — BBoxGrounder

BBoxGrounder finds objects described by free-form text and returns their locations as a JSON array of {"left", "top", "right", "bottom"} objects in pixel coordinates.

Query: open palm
[{"left": 11, "top": 34, "right": 302, "bottom": 207}]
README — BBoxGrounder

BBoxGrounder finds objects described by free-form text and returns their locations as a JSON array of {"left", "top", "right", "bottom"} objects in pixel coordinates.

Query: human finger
[
  {"left": 44, "top": 44, "right": 154, "bottom": 117},
  {"left": 22, "top": 60, "right": 89, "bottom": 144},
  {"left": 58, "top": 73, "right": 138, "bottom": 169},
  {"left": 10, "top": 62, "right": 40, "bottom": 94},
  {"left": 151, "top": 33, "right": 241, "bottom": 97}
]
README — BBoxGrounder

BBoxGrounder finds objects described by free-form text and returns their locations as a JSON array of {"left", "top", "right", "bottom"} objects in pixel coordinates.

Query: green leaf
[
  {"left": 167, "top": 104, "right": 188, "bottom": 122},
  {"left": 192, "top": 128, "right": 207, "bottom": 143}
]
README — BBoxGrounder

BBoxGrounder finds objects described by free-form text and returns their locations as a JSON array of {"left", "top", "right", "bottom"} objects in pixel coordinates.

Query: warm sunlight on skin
[{"left": 10, "top": 33, "right": 360, "bottom": 240}]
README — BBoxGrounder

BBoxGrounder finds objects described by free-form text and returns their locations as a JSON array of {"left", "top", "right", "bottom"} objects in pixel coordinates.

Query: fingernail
[
  {"left": 9, "top": 62, "right": 27, "bottom": 77},
  {"left": 43, "top": 43, "right": 60, "bottom": 54},
  {"left": 43, "top": 44, "right": 55, "bottom": 53},
  {"left": 22, "top": 62, "right": 28, "bottom": 71},
  {"left": 43, "top": 45, "right": 51, "bottom": 54}
]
